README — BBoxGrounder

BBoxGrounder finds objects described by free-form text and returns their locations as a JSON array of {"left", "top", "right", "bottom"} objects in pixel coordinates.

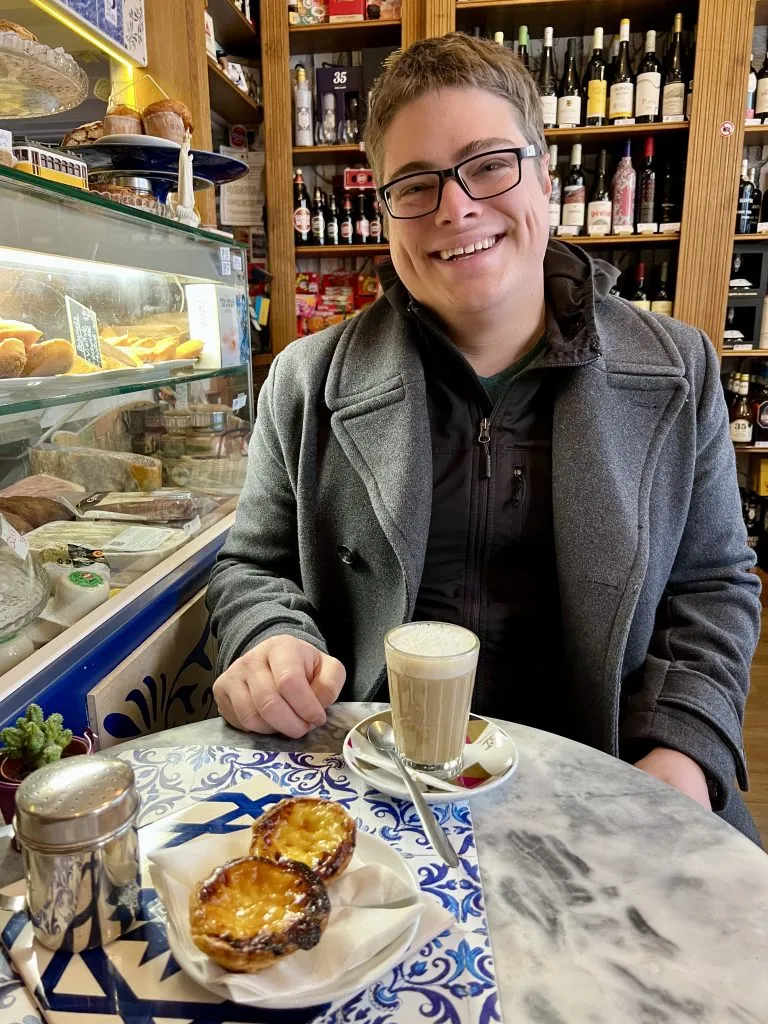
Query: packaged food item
[
  {"left": 328, "top": 0, "right": 364, "bottom": 21},
  {"left": 142, "top": 100, "right": 194, "bottom": 144},
  {"left": 35, "top": 542, "right": 110, "bottom": 585},
  {"left": 62, "top": 490, "right": 216, "bottom": 524},
  {"left": 25, "top": 520, "right": 199, "bottom": 571},
  {"left": 46, "top": 569, "right": 110, "bottom": 626},
  {"left": 0, "top": 497, "right": 74, "bottom": 533},
  {"left": 290, "top": 1, "right": 327, "bottom": 25},
  {"left": 103, "top": 104, "right": 143, "bottom": 136},
  {"left": 0, "top": 475, "right": 86, "bottom": 499},
  {"left": 29, "top": 445, "right": 162, "bottom": 492}
]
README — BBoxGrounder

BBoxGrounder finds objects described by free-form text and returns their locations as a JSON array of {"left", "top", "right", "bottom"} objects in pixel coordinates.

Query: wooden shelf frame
[
  {"left": 297, "top": 244, "right": 391, "bottom": 257},
  {"left": 288, "top": 18, "right": 401, "bottom": 55},
  {"left": 207, "top": 57, "right": 262, "bottom": 124}
]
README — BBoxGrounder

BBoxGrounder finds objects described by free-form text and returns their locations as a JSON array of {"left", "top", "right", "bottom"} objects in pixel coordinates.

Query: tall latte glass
[{"left": 385, "top": 622, "right": 480, "bottom": 778}]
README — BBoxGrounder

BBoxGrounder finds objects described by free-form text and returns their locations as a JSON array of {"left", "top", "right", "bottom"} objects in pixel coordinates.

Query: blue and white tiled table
[{"left": 3, "top": 703, "right": 768, "bottom": 1022}]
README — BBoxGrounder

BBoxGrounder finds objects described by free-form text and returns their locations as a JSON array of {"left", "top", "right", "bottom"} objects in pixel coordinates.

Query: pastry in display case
[{"left": 0, "top": 162, "right": 254, "bottom": 686}]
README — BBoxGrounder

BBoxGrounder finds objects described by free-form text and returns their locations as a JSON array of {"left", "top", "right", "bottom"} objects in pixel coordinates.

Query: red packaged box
[{"left": 328, "top": 0, "right": 364, "bottom": 22}]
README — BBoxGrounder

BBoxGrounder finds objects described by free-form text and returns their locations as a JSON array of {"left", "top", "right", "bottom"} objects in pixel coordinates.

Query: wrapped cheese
[{"left": 29, "top": 445, "right": 162, "bottom": 492}]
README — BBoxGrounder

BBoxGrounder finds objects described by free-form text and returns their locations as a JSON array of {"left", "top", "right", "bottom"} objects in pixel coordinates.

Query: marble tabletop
[{"left": 4, "top": 703, "right": 767, "bottom": 1022}]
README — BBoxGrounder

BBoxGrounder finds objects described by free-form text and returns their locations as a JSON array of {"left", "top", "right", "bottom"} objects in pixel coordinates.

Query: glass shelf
[{"left": 0, "top": 366, "right": 247, "bottom": 418}]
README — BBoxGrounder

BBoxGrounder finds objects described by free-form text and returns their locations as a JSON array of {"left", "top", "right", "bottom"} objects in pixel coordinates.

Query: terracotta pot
[{"left": 0, "top": 730, "right": 96, "bottom": 826}]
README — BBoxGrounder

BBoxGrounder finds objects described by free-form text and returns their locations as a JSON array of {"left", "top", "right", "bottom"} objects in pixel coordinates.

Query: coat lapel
[{"left": 325, "top": 302, "right": 432, "bottom": 618}]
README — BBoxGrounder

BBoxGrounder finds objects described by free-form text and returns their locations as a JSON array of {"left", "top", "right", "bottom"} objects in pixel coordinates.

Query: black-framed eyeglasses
[{"left": 376, "top": 145, "right": 541, "bottom": 220}]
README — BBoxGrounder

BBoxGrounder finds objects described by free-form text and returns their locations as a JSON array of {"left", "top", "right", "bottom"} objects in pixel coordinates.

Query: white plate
[
  {"left": 77, "top": 133, "right": 182, "bottom": 149},
  {"left": 343, "top": 709, "right": 519, "bottom": 804}
]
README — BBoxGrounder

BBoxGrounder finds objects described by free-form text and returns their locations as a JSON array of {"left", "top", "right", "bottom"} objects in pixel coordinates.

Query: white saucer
[
  {"left": 343, "top": 708, "right": 519, "bottom": 804},
  {"left": 88, "top": 133, "right": 181, "bottom": 149}
]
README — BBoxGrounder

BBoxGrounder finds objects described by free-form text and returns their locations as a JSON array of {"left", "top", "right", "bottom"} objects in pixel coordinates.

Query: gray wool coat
[{"left": 208, "top": 250, "right": 762, "bottom": 840}]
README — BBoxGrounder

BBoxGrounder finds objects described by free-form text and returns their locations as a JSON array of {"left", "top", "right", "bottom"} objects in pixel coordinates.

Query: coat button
[{"left": 337, "top": 545, "right": 356, "bottom": 566}]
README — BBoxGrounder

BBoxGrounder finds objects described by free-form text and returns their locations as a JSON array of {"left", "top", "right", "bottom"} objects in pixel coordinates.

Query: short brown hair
[{"left": 365, "top": 32, "right": 547, "bottom": 185}]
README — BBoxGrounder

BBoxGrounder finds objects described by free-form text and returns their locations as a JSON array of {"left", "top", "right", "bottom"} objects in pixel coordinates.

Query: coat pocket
[{"left": 656, "top": 693, "right": 749, "bottom": 791}]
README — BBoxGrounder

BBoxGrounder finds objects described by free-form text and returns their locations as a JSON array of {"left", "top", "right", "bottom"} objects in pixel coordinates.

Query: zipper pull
[
  {"left": 512, "top": 466, "right": 525, "bottom": 506},
  {"left": 478, "top": 417, "right": 491, "bottom": 479}
]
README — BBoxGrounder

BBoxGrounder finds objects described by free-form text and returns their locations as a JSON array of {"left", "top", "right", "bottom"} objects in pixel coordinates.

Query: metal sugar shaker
[{"left": 5, "top": 757, "right": 141, "bottom": 953}]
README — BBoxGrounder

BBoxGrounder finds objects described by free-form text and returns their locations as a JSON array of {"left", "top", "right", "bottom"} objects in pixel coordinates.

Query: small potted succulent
[{"left": 0, "top": 704, "right": 94, "bottom": 824}]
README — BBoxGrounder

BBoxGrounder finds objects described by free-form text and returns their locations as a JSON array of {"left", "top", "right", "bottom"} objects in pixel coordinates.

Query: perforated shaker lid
[{"left": 14, "top": 757, "right": 138, "bottom": 851}]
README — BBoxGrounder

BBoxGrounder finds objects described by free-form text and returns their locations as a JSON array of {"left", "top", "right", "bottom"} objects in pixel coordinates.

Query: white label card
[
  {"left": 0, "top": 517, "right": 28, "bottom": 560},
  {"left": 556, "top": 226, "right": 579, "bottom": 237},
  {"left": 232, "top": 392, "right": 247, "bottom": 412},
  {"left": 220, "top": 247, "right": 232, "bottom": 276},
  {"left": 613, "top": 225, "right": 634, "bottom": 235},
  {"left": 636, "top": 223, "right": 658, "bottom": 234},
  {"left": 659, "top": 222, "right": 681, "bottom": 234}
]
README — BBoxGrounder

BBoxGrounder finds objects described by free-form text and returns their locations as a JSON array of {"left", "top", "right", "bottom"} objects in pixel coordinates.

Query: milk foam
[{"left": 386, "top": 622, "right": 478, "bottom": 680}]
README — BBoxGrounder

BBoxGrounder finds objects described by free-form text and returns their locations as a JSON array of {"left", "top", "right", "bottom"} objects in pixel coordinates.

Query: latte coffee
[{"left": 385, "top": 621, "right": 479, "bottom": 777}]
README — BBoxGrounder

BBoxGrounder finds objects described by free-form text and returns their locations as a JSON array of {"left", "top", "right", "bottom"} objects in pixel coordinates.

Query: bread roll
[
  {"left": 0, "top": 20, "right": 37, "bottom": 41},
  {"left": 0, "top": 338, "right": 26, "bottom": 378},
  {"left": 0, "top": 321, "right": 42, "bottom": 349},
  {"left": 23, "top": 339, "right": 75, "bottom": 377}
]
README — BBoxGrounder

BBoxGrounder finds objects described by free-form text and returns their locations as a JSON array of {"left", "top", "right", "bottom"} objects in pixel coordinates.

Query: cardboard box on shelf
[{"left": 329, "top": 0, "right": 364, "bottom": 22}]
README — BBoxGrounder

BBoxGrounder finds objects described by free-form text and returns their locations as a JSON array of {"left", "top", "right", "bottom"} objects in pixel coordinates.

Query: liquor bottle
[
  {"left": 562, "top": 143, "right": 586, "bottom": 234},
  {"left": 517, "top": 26, "right": 530, "bottom": 70},
  {"left": 659, "top": 161, "right": 680, "bottom": 225},
  {"left": 730, "top": 373, "right": 754, "bottom": 444},
  {"left": 630, "top": 262, "right": 651, "bottom": 310},
  {"left": 608, "top": 37, "right": 619, "bottom": 87},
  {"left": 293, "top": 65, "right": 313, "bottom": 147},
  {"left": 651, "top": 261, "right": 674, "bottom": 315},
  {"left": 342, "top": 93, "right": 360, "bottom": 144},
  {"left": 354, "top": 193, "right": 370, "bottom": 244},
  {"left": 685, "top": 23, "right": 696, "bottom": 120},
  {"left": 611, "top": 139, "right": 636, "bottom": 232},
  {"left": 736, "top": 159, "right": 755, "bottom": 234},
  {"left": 609, "top": 19, "right": 634, "bottom": 123},
  {"left": 310, "top": 186, "right": 325, "bottom": 245},
  {"left": 662, "top": 13, "right": 686, "bottom": 120},
  {"left": 635, "top": 30, "right": 661, "bottom": 123},
  {"left": 742, "top": 489, "right": 761, "bottom": 549},
  {"left": 548, "top": 144, "right": 562, "bottom": 235},
  {"left": 370, "top": 197, "right": 382, "bottom": 243},
  {"left": 747, "top": 54, "right": 758, "bottom": 121},
  {"left": 637, "top": 135, "right": 657, "bottom": 225},
  {"left": 319, "top": 92, "right": 337, "bottom": 144},
  {"left": 493, "top": 31, "right": 504, "bottom": 46},
  {"left": 750, "top": 167, "right": 762, "bottom": 234},
  {"left": 587, "top": 149, "right": 612, "bottom": 235},
  {"left": 557, "top": 38, "right": 582, "bottom": 127},
  {"left": 757, "top": 53, "right": 768, "bottom": 123},
  {"left": 340, "top": 192, "right": 354, "bottom": 244},
  {"left": 538, "top": 26, "right": 558, "bottom": 129},
  {"left": 584, "top": 27, "right": 607, "bottom": 126},
  {"left": 293, "top": 168, "right": 311, "bottom": 246},
  {"left": 326, "top": 194, "right": 340, "bottom": 245}
]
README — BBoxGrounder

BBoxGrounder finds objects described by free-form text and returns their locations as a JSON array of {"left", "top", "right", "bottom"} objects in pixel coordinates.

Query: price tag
[
  {"left": 65, "top": 295, "right": 102, "bottom": 366},
  {"left": 232, "top": 392, "right": 247, "bottom": 412},
  {"left": 0, "top": 516, "right": 29, "bottom": 561},
  {"left": 219, "top": 246, "right": 232, "bottom": 276},
  {"left": 613, "top": 117, "right": 636, "bottom": 125},
  {"left": 0, "top": 128, "right": 11, "bottom": 154},
  {"left": 587, "top": 229, "right": 609, "bottom": 237},
  {"left": 662, "top": 114, "right": 685, "bottom": 123},
  {"left": 232, "top": 252, "right": 244, "bottom": 273},
  {"left": 613, "top": 225, "right": 634, "bottom": 235},
  {"left": 659, "top": 222, "right": 681, "bottom": 234},
  {"left": 636, "top": 223, "right": 658, "bottom": 235},
  {"left": 556, "top": 225, "right": 579, "bottom": 237},
  {"left": 745, "top": 118, "right": 764, "bottom": 126},
  {"left": 757, "top": 223, "right": 768, "bottom": 234}
]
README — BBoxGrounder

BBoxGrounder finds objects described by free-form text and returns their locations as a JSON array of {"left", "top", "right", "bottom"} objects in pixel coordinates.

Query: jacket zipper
[{"left": 478, "top": 417, "right": 491, "bottom": 479}]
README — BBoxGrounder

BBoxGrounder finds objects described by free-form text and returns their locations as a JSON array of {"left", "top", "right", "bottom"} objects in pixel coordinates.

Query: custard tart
[
  {"left": 250, "top": 797, "right": 357, "bottom": 883},
  {"left": 189, "top": 855, "right": 331, "bottom": 973}
]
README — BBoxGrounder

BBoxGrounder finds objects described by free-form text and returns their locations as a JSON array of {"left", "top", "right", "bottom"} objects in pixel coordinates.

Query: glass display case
[{"left": 0, "top": 165, "right": 253, "bottom": 720}]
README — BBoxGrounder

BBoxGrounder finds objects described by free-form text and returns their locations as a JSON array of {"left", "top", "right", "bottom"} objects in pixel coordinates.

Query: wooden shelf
[
  {"left": 546, "top": 122, "right": 689, "bottom": 144},
  {"left": 744, "top": 124, "right": 768, "bottom": 140},
  {"left": 289, "top": 18, "right": 401, "bottom": 54},
  {"left": 566, "top": 233, "right": 680, "bottom": 247},
  {"left": 722, "top": 350, "right": 768, "bottom": 357},
  {"left": 735, "top": 234, "right": 768, "bottom": 243},
  {"left": 297, "top": 243, "right": 390, "bottom": 257},
  {"left": 207, "top": 58, "right": 262, "bottom": 124},
  {"left": 732, "top": 445, "right": 768, "bottom": 453},
  {"left": 292, "top": 144, "right": 367, "bottom": 166},
  {"left": 206, "top": 0, "right": 258, "bottom": 53}
]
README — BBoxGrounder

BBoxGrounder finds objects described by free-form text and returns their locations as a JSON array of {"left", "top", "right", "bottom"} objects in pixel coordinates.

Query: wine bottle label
[
  {"left": 730, "top": 419, "right": 753, "bottom": 443},
  {"left": 651, "top": 300, "right": 673, "bottom": 316},
  {"left": 662, "top": 82, "right": 685, "bottom": 117},
  {"left": 540, "top": 94, "right": 558, "bottom": 124},
  {"left": 630, "top": 299, "right": 651, "bottom": 311},
  {"left": 609, "top": 81, "right": 634, "bottom": 119},
  {"left": 748, "top": 73, "right": 757, "bottom": 118},
  {"left": 327, "top": 221, "right": 339, "bottom": 241},
  {"left": 370, "top": 221, "right": 381, "bottom": 241},
  {"left": 587, "top": 200, "right": 612, "bottom": 234},
  {"left": 612, "top": 167, "right": 636, "bottom": 228},
  {"left": 587, "top": 79, "right": 607, "bottom": 119},
  {"left": 757, "top": 78, "right": 768, "bottom": 115},
  {"left": 294, "top": 207, "right": 311, "bottom": 233},
  {"left": 356, "top": 218, "right": 370, "bottom": 240},
  {"left": 311, "top": 214, "right": 325, "bottom": 238},
  {"left": 562, "top": 184, "right": 586, "bottom": 226},
  {"left": 557, "top": 95, "right": 582, "bottom": 126},
  {"left": 635, "top": 72, "right": 661, "bottom": 116},
  {"left": 548, "top": 199, "right": 561, "bottom": 229},
  {"left": 341, "top": 221, "right": 353, "bottom": 239},
  {"left": 639, "top": 179, "right": 656, "bottom": 224}
]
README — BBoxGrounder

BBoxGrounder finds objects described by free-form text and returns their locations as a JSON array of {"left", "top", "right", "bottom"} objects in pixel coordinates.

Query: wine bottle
[
  {"left": 354, "top": 193, "right": 370, "bottom": 244},
  {"left": 370, "top": 198, "right": 382, "bottom": 243},
  {"left": 750, "top": 167, "right": 762, "bottom": 234},
  {"left": 293, "top": 65, "right": 313, "bottom": 147},
  {"left": 340, "top": 192, "right": 354, "bottom": 244},
  {"left": 611, "top": 139, "right": 636, "bottom": 232},
  {"left": 685, "top": 24, "right": 696, "bottom": 120},
  {"left": 310, "top": 186, "right": 325, "bottom": 245},
  {"left": 608, "top": 37, "right": 619, "bottom": 87},
  {"left": 562, "top": 143, "right": 586, "bottom": 234},
  {"left": 326, "top": 194, "right": 340, "bottom": 245},
  {"left": 650, "top": 262, "right": 674, "bottom": 316},
  {"left": 630, "top": 262, "right": 651, "bottom": 310},
  {"left": 609, "top": 19, "right": 635, "bottom": 123},
  {"left": 637, "top": 135, "right": 657, "bottom": 226},
  {"left": 538, "top": 26, "right": 558, "bottom": 129},
  {"left": 517, "top": 25, "right": 530, "bottom": 69},
  {"left": 757, "top": 53, "right": 768, "bottom": 122},
  {"left": 584, "top": 27, "right": 608, "bottom": 126},
  {"left": 635, "top": 30, "right": 661, "bottom": 123},
  {"left": 293, "top": 168, "right": 311, "bottom": 246},
  {"left": 747, "top": 54, "right": 758, "bottom": 120},
  {"left": 548, "top": 143, "right": 562, "bottom": 236},
  {"left": 662, "top": 13, "right": 686, "bottom": 120},
  {"left": 587, "top": 149, "right": 612, "bottom": 235},
  {"left": 557, "top": 38, "right": 582, "bottom": 127},
  {"left": 736, "top": 159, "right": 755, "bottom": 234}
]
